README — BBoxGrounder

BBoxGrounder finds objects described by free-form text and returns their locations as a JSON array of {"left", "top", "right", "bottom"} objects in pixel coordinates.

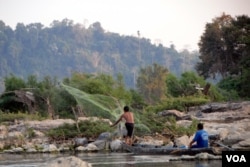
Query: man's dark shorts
[{"left": 125, "top": 123, "right": 134, "bottom": 137}]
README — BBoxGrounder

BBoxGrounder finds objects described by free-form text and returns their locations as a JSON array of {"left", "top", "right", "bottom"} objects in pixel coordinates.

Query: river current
[{"left": 0, "top": 152, "right": 221, "bottom": 167}]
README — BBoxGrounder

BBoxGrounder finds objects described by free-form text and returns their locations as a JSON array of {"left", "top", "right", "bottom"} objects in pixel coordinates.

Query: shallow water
[{"left": 0, "top": 152, "right": 222, "bottom": 167}]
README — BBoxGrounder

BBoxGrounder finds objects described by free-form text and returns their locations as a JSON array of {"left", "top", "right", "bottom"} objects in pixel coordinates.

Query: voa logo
[
  {"left": 223, "top": 151, "right": 249, "bottom": 167},
  {"left": 226, "top": 155, "right": 246, "bottom": 162}
]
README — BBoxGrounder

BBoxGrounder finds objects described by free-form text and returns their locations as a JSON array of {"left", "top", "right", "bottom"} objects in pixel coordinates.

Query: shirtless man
[{"left": 110, "top": 106, "right": 134, "bottom": 145}]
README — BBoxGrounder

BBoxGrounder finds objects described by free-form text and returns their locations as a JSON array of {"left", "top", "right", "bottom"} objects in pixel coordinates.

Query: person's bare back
[{"left": 122, "top": 112, "right": 134, "bottom": 123}]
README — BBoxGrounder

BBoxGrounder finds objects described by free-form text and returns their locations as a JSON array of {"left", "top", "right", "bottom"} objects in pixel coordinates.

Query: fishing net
[
  {"left": 61, "top": 83, "right": 151, "bottom": 135},
  {"left": 61, "top": 83, "right": 123, "bottom": 120}
]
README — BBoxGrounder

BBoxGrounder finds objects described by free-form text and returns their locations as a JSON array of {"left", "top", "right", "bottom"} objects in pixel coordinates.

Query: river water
[{"left": 0, "top": 152, "right": 222, "bottom": 167}]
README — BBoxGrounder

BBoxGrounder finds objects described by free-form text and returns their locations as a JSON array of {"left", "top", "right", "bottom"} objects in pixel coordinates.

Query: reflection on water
[{"left": 0, "top": 152, "right": 221, "bottom": 167}]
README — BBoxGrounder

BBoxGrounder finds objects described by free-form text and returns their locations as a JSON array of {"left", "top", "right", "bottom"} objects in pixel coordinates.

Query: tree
[
  {"left": 166, "top": 72, "right": 207, "bottom": 97},
  {"left": 4, "top": 74, "right": 26, "bottom": 91},
  {"left": 196, "top": 13, "right": 233, "bottom": 78},
  {"left": 196, "top": 14, "right": 250, "bottom": 80},
  {"left": 197, "top": 14, "right": 250, "bottom": 98},
  {"left": 137, "top": 63, "right": 168, "bottom": 104}
]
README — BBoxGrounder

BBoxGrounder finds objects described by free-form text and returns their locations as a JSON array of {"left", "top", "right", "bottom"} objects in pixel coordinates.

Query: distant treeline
[{"left": 0, "top": 19, "right": 199, "bottom": 89}]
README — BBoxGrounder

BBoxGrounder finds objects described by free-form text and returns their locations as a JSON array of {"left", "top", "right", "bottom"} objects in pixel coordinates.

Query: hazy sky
[{"left": 0, "top": 0, "right": 249, "bottom": 50}]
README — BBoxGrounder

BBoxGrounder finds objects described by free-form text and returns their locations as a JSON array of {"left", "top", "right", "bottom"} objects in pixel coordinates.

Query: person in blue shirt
[{"left": 189, "top": 123, "right": 209, "bottom": 148}]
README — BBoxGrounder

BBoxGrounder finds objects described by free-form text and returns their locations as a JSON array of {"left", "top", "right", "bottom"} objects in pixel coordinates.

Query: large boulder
[
  {"left": 96, "top": 132, "right": 112, "bottom": 141},
  {"left": 197, "top": 102, "right": 243, "bottom": 113},
  {"left": 42, "top": 144, "right": 58, "bottom": 153},
  {"left": 110, "top": 139, "right": 122, "bottom": 151},
  {"left": 74, "top": 137, "right": 88, "bottom": 147},
  {"left": 39, "top": 156, "right": 92, "bottom": 167},
  {"left": 91, "top": 140, "right": 107, "bottom": 150},
  {"left": 174, "top": 135, "right": 190, "bottom": 147},
  {"left": 76, "top": 143, "right": 99, "bottom": 152},
  {"left": 158, "top": 110, "right": 191, "bottom": 120},
  {"left": 232, "top": 138, "right": 250, "bottom": 150}
]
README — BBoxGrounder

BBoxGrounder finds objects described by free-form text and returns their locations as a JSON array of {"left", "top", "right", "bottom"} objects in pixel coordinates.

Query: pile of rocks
[{"left": 0, "top": 101, "right": 250, "bottom": 154}]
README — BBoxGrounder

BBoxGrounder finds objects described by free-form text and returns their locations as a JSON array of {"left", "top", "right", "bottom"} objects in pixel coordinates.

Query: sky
[{"left": 0, "top": 0, "right": 249, "bottom": 51}]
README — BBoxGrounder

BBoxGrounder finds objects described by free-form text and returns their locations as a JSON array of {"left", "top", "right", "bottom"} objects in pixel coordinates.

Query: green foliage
[
  {"left": 207, "top": 85, "right": 227, "bottom": 101},
  {"left": 0, "top": 111, "right": 45, "bottom": 124},
  {"left": 217, "top": 76, "right": 241, "bottom": 100},
  {"left": 138, "top": 110, "right": 198, "bottom": 137},
  {"left": 0, "top": 19, "right": 199, "bottom": 90},
  {"left": 129, "top": 89, "right": 146, "bottom": 109},
  {"left": 138, "top": 111, "right": 167, "bottom": 133},
  {"left": 146, "top": 96, "right": 210, "bottom": 113},
  {"left": 166, "top": 71, "right": 206, "bottom": 97},
  {"left": 0, "top": 74, "right": 78, "bottom": 119},
  {"left": 4, "top": 74, "right": 26, "bottom": 91},
  {"left": 65, "top": 72, "right": 132, "bottom": 105},
  {"left": 166, "top": 71, "right": 226, "bottom": 102},
  {"left": 46, "top": 123, "right": 79, "bottom": 140},
  {"left": 61, "top": 83, "right": 124, "bottom": 120},
  {"left": 46, "top": 120, "right": 112, "bottom": 140},
  {"left": 164, "top": 117, "right": 199, "bottom": 136},
  {"left": 197, "top": 14, "right": 250, "bottom": 99},
  {"left": 137, "top": 64, "right": 169, "bottom": 104},
  {"left": 165, "top": 73, "right": 182, "bottom": 97}
]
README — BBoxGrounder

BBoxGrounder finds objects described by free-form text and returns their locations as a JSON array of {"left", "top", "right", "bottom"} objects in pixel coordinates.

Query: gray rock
[
  {"left": 42, "top": 144, "right": 58, "bottom": 153},
  {"left": 96, "top": 132, "right": 111, "bottom": 141},
  {"left": 170, "top": 153, "right": 222, "bottom": 161},
  {"left": 92, "top": 140, "right": 106, "bottom": 150},
  {"left": 158, "top": 110, "right": 185, "bottom": 120},
  {"left": 39, "top": 156, "right": 92, "bottom": 167},
  {"left": 110, "top": 139, "right": 122, "bottom": 151},
  {"left": 77, "top": 143, "right": 99, "bottom": 152},
  {"left": 26, "top": 148, "right": 37, "bottom": 153},
  {"left": 75, "top": 137, "right": 88, "bottom": 147}
]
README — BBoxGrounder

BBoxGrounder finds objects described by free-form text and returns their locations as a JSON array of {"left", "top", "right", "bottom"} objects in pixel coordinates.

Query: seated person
[{"left": 189, "top": 123, "right": 209, "bottom": 148}]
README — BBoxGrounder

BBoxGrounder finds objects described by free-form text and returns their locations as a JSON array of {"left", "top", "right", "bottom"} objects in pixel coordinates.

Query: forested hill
[{"left": 0, "top": 19, "right": 199, "bottom": 88}]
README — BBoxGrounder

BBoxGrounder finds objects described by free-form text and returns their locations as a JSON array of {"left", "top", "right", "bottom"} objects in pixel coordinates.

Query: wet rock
[
  {"left": 75, "top": 146, "right": 85, "bottom": 151},
  {"left": 3, "top": 147, "right": 24, "bottom": 153},
  {"left": 26, "top": 148, "right": 37, "bottom": 153},
  {"left": 92, "top": 140, "right": 106, "bottom": 150},
  {"left": 58, "top": 145, "right": 71, "bottom": 152},
  {"left": 39, "top": 156, "right": 92, "bottom": 167},
  {"left": 76, "top": 143, "right": 99, "bottom": 152},
  {"left": 110, "top": 139, "right": 122, "bottom": 151},
  {"left": 170, "top": 153, "right": 222, "bottom": 161},
  {"left": 75, "top": 137, "right": 88, "bottom": 147},
  {"left": 42, "top": 144, "right": 58, "bottom": 153},
  {"left": 96, "top": 132, "right": 111, "bottom": 141},
  {"left": 195, "top": 152, "right": 221, "bottom": 160}
]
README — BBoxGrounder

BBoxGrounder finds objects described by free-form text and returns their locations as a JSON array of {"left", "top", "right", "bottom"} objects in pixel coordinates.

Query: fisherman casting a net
[{"left": 110, "top": 106, "right": 134, "bottom": 145}]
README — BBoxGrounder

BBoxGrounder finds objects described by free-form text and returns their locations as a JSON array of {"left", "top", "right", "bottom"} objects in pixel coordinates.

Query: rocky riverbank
[{"left": 0, "top": 101, "right": 250, "bottom": 155}]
